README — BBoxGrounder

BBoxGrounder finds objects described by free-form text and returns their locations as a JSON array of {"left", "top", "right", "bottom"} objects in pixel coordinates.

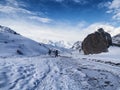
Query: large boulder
[{"left": 82, "top": 28, "right": 112, "bottom": 55}]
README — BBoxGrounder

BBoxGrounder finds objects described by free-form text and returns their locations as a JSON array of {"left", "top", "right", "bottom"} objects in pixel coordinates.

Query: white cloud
[
  {"left": 29, "top": 16, "right": 52, "bottom": 23},
  {"left": 0, "top": 4, "right": 32, "bottom": 14},
  {"left": 73, "top": 0, "right": 88, "bottom": 4},
  {"left": 109, "top": 0, "right": 120, "bottom": 9},
  {"left": 0, "top": 18, "right": 81, "bottom": 43},
  {"left": 0, "top": 0, "right": 52, "bottom": 23},
  {"left": 112, "top": 12, "right": 120, "bottom": 20},
  {"left": 82, "top": 23, "right": 116, "bottom": 36},
  {"left": 0, "top": 17, "right": 119, "bottom": 44},
  {"left": 6, "top": 0, "right": 21, "bottom": 7},
  {"left": 55, "top": 0, "right": 64, "bottom": 2},
  {"left": 77, "top": 21, "right": 87, "bottom": 29},
  {"left": 0, "top": 0, "right": 32, "bottom": 14},
  {"left": 55, "top": 0, "right": 88, "bottom": 4},
  {"left": 107, "top": 0, "right": 120, "bottom": 20},
  {"left": 98, "top": 1, "right": 111, "bottom": 8}
]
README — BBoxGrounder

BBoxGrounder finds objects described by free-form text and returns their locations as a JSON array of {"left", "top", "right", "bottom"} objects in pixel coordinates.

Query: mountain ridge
[{"left": 0, "top": 25, "right": 49, "bottom": 57}]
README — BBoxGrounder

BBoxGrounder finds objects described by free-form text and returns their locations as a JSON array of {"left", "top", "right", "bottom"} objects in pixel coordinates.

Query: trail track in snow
[{"left": 0, "top": 55, "right": 120, "bottom": 90}]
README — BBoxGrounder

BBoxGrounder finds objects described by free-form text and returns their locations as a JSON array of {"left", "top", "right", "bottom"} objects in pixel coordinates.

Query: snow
[
  {"left": 112, "top": 34, "right": 120, "bottom": 44},
  {"left": 72, "top": 46, "right": 120, "bottom": 64},
  {"left": 0, "top": 25, "right": 120, "bottom": 90},
  {"left": 40, "top": 39, "right": 73, "bottom": 48},
  {"left": 0, "top": 25, "right": 51, "bottom": 57},
  {"left": 0, "top": 33, "right": 48, "bottom": 56},
  {"left": 0, "top": 45, "right": 120, "bottom": 90},
  {"left": 72, "top": 41, "right": 82, "bottom": 50}
]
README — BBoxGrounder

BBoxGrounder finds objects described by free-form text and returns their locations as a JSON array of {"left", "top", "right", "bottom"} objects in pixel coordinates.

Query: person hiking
[
  {"left": 55, "top": 50, "right": 58, "bottom": 57},
  {"left": 48, "top": 49, "right": 51, "bottom": 56}
]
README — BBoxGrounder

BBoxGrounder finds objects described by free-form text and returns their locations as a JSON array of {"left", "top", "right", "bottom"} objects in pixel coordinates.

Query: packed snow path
[{"left": 0, "top": 55, "right": 120, "bottom": 90}]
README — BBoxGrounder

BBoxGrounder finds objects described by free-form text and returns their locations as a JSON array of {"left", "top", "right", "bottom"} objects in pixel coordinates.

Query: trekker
[
  {"left": 55, "top": 50, "right": 58, "bottom": 57},
  {"left": 48, "top": 49, "right": 51, "bottom": 55}
]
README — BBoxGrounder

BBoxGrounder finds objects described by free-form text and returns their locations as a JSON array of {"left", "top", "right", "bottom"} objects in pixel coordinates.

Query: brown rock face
[{"left": 82, "top": 28, "right": 112, "bottom": 55}]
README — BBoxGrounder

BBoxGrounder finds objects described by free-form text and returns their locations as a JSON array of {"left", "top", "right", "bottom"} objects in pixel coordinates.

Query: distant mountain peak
[
  {"left": 40, "top": 39, "right": 73, "bottom": 48},
  {"left": 72, "top": 41, "right": 82, "bottom": 50},
  {"left": 112, "top": 33, "right": 120, "bottom": 46}
]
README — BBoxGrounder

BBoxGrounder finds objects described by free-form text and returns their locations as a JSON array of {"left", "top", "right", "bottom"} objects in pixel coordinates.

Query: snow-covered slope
[
  {"left": 0, "top": 25, "right": 19, "bottom": 35},
  {"left": 0, "top": 25, "right": 49, "bottom": 57},
  {"left": 112, "top": 34, "right": 120, "bottom": 47},
  {"left": 0, "top": 46, "right": 120, "bottom": 90},
  {"left": 72, "top": 41, "right": 82, "bottom": 50}
]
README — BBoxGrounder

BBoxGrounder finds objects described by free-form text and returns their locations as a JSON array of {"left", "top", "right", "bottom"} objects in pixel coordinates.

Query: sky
[{"left": 0, "top": 0, "right": 120, "bottom": 43}]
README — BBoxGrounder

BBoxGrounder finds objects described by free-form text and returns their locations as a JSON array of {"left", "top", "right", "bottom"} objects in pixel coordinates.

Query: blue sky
[
  {"left": 0, "top": 0, "right": 120, "bottom": 42},
  {"left": 22, "top": 0, "right": 110, "bottom": 24}
]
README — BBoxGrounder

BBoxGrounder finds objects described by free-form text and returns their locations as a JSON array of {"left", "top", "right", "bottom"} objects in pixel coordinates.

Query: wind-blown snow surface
[
  {"left": 0, "top": 25, "right": 49, "bottom": 56},
  {"left": 0, "top": 46, "right": 120, "bottom": 90}
]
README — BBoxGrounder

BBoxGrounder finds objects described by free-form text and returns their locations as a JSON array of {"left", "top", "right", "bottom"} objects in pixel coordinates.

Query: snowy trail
[{"left": 0, "top": 55, "right": 120, "bottom": 90}]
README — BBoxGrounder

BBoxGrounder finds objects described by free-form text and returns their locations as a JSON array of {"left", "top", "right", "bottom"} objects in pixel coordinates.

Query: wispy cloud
[
  {"left": 29, "top": 16, "right": 52, "bottom": 23},
  {"left": 73, "top": 0, "right": 88, "bottom": 4},
  {"left": 0, "top": 4, "right": 32, "bottom": 14},
  {"left": 109, "top": 0, "right": 120, "bottom": 9},
  {"left": 106, "top": 0, "right": 120, "bottom": 21},
  {"left": 55, "top": 0, "right": 64, "bottom": 2},
  {"left": 98, "top": 1, "right": 111, "bottom": 9},
  {"left": 0, "top": 0, "right": 30, "bottom": 14},
  {"left": 0, "top": 17, "right": 118, "bottom": 43},
  {"left": 5, "top": 0, "right": 25, "bottom": 7},
  {"left": 55, "top": 0, "right": 88, "bottom": 4},
  {"left": 0, "top": 0, "right": 52, "bottom": 23},
  {"left": 97, "top": 0, "right": 120, "bottom": 21}
]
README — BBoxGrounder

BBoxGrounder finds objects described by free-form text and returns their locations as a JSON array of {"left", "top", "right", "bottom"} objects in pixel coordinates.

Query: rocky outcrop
[{"left": 82, "top": 28, "right": 112, "bottom": 55}]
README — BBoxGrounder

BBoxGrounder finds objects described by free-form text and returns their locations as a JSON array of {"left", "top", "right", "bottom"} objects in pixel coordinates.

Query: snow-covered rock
[{"left": 0, "top": 25, "right": 49, "bottom": 57}]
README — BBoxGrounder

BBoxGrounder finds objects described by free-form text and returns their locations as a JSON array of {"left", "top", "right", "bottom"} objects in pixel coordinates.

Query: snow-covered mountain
[
  {"left": 112, "top": 34, "right": 120, "bottom": 47},
  {"left": 72, "top": 41, "right": 82, "bottom": 50},
  {"left": 40, "top": 39, "right": 72, "bottom": 48},
  {"left": 0, "top": 25, "right": 20, "bottom": 35},
  {"left": 0, "top": 25, "right": 49, "bottom": 57}
]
